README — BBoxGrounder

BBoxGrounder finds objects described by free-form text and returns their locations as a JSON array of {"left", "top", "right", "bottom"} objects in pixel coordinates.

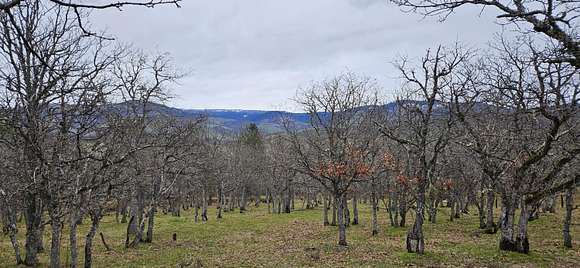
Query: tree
[
  {"left": 392, "top": 0, "right": 580, "bottom": 68},
  {"left": 284, "top": 73, "right": 381, "bottom": 246},
  {"left": 0, "top": 2, "right": 124, "bottom": 266},
  {"left": 376, "top": 44, "right": 471, "bottom": 254},
  {"left": 452, "top": 36, "right": 579, "bottom": 253}
]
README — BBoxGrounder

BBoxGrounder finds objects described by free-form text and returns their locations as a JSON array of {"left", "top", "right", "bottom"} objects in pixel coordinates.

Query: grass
[{"left": 0, "top": 202, "right": 578, "bottom": 267}]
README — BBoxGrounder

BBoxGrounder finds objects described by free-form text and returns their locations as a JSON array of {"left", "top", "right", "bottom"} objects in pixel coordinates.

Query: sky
[{"left": 91, "top": 0, "right": 503, "bottom": 111}]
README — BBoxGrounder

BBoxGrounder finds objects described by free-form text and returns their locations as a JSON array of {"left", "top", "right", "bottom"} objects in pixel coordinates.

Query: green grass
[{"left": 0, "top": 202, "right": 578, "bottom": 267}]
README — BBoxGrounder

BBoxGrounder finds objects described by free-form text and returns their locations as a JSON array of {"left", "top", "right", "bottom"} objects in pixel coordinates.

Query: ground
[{"left": 0, "top": 202, "right": 578, "bottom": 267}]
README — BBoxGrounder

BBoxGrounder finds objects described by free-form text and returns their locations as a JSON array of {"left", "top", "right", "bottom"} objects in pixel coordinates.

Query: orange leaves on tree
[
  {"left": 394, "top": 173, "right": 418, "bottom": 188},
  {"left": 442, "top": 178, "right": 454, "bottom": 190},
  {"left": 382, "top": 152, "right": 396, "bottom": 170},
  {"left": 316, "top": 161, "right": 347, "bottom": 178},
  {"left": 395, "top": 173, "right": 408, "bottom": 186},
  {"left": 314, "top": 147, "right": 373, "bottom": 179}
]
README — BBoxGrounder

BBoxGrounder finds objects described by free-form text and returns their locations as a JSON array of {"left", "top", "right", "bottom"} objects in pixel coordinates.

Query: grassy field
[{"left": 0, "top": 202, "right": 578, "bottom": 267}]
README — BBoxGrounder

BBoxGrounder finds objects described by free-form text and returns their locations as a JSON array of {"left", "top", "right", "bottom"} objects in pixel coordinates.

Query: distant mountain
[
  {"left": 117, "top": 102, "right": 311, "bottom": 134},
  {"left": 117, "top": 100, "right": 459, "bottom": 134}
]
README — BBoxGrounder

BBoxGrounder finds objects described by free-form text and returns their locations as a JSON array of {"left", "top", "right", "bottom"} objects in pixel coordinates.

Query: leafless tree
[
  {"left": 376, "top": 44, "right": 471, "bottom": 254},
  {"left": 284, "top": 73, "right": 382, "bottom": 246},
  {"left": 391, "top": 0, "right": 580, "bottom": 68},
  {"left": 452, "top": 36, "right": 579, "bottom": 253}
]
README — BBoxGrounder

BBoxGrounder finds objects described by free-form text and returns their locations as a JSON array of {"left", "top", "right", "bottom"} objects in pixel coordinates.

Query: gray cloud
[{"left": 92, "top": 0, "right": 502, "bottom": 110}]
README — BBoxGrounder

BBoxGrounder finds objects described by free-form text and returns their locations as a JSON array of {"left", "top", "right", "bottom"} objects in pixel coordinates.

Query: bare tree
[
  {"left": 376, "top": 44, "right": 471, "bottom": 254},
  {"left": 284, "top": 73, "right": 381, "bottom": 246},
  {"left": 452, "top": 36, "right": 579, "bottom": 253},
  {"left": 392, "top": 0, "right": 580, "bottom": 68}
]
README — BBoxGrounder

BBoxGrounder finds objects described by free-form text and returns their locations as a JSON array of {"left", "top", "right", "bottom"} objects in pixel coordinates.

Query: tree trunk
[
  {"left": 323, "top": 194, "right": 329, "bottom": 226},
  {"left": 477, "top": 191, "right": 486, "bottom": 229},
  {"left": 126, "top": 186, "right": 145, "bottom": 248},
  {"left": 117, "top": 198, "right": 128, "bottom": 223},
  {"left": 217, "top": 198, "right": 223, "bottom": 219},
  {"left": 454, "top": 196, "right": 461, "bottom": 219},
  {"left": 125, "top": 216, "right": 134, "bottom": 248},
  {"left": 371, "top": 189, "right": 379, "bottom": 235},
  {"left": 8, "top": 223, "right": 22, "bottom": 265},
  {"left": 448, "top": 195, "right": 455, "bottom": 222},
  {"left": 266, "top": 189, "right": 271, "bottom": 214},
  {"left": 399, "top": 191, "right": 406, "bottom": 227},
  {"left": 120, "top": 203, "right": 128, "bottom": 223},
  {"left": 563, "top": 187, "right": 574, "bottom": 248},
  {"left": 336, "top": 194, "right": 347, "bottom": 246},
  {"left": 284, "top": 187, "right": 292, "bottom": 213},
  {"left": 49, "top": 214, "right": 62, "bottom": 268},
  {"left": 485, "top": 190, "right": 497, "bottom": 233},
  {"left": 240, "top": 186, "right": 246, "bottom": 213},
  {"left": 290, "top": 186, "right": 295, "bottom": 210},
  {"left": 406, "top": 177, "right": 426, "bottom": 254},
  {"left": 277, "top": 196, "right": 282, "bottom": 214},
  {"left": 227, "top": 192, "right": 233, "bottom": 212},
  {"left": 218, "top": 181, "right": 224, "bottom": 218},
  {"left": 343, "top": 196, "right": 350, "bottom": 227},
  {"left": 389, "top": 190, "right": 399, "bottom": 227},
  {"left": 544, "top": 194, "right": 556, "bottom": 213},
  {"left": 428, "top": 197, "right": 438, "bottom": 224},
  {"left": 194, "top": 203, "right": 199, "bottom": 223},
  {"left": 24, "top": 195, "right": 42, "bottom": 266},
  {"left": 515, "top": 199, "right": 530, "bottom": 253},
  {"left": 499, "top": 194, "right": 518, "bottom": 252},
  {"left": 84, "top": 212, "right": 101, "bottom": 268},
  {"left": 202, "top": 188, "right": 208, "bottom": 221},
  {"left": 352, "top": 194, "right": 359, "bottom": 225},
  {"left": 70, "top": 217, "right": 79, "bottom": 268},
  {"left": 145, "top": 205, "right": 155, "bottom": 243},
  {"left": 1, "top": 199, "right": 22, "bottom": 265},
  {"left": 331, "top": 197, "right": 337, "bottom": 226}
]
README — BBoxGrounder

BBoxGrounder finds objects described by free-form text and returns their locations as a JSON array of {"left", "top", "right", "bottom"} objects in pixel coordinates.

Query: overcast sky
[{"left": 92, "top": 0, "right": 502, "bottom": 111}]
